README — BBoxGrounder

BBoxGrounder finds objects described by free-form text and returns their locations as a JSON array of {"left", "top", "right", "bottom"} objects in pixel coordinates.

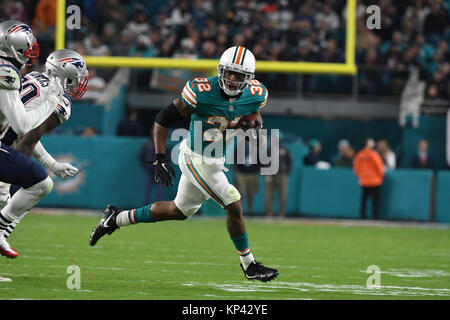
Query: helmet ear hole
[
  {"left": 67, "top": 78, "right": 73, "bottom": 84},
  {"left": 18, "top": 49, "right": 23, "bottom": 54}
]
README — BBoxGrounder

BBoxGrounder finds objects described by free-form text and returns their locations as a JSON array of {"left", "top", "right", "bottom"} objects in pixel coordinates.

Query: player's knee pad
[{"left": 27, "top": 176, "right": 53, "bottom": 198}]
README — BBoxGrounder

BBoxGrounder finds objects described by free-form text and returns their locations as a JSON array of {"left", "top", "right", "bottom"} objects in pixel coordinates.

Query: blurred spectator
[
  {"left": 81, "top": 68, "right": 106, "bottom": 101},
  {"left": 200, "top": 40, "right": 218, "bottom": 59},
  {"left": 423, "top": 1, "right": 448, "bottom": 37},
  {"left": 124, "top": 4, "right": 151, "bottom": 38},
  {"left": 297, "top": 38, "right": 315, "bottom": 62},
  {"left": 333, "top": 139, "right": 354, "bottom": 168},
  {"left": 98, "top": 0, "right": 127, "bottom": 32},
  {"left": 315, "top": 2, "right": 340, "bottom": 32},
  {"left": 139, "top": 129, "right": 163, "bottom": 204},
  {"left": 336, "top": 146, "right": 355, "bottom": 168},
  {"left": 117, "top": 111, "right": 144, "bottom": 137},
  {"left": 84, "top": 34, "right": 110, "bottom": 56},
  {"left": 320, "top": 38, "right": 344, "bottom": 63},
  {"left": 412, "top": 139, "right": 434, "bottom": 169},
  {"left": 402, "top": 0, "right": 429, "bottom": 34},
  {"left": 304, "top": 139, "right": 322, "bottom": 166},
  {"left": 81, "top": 126, "right": 97, "bottom": 138},
  {"left": 129, "top": 34, "right": 155, "bottom": 58},
  {"left": 425, "top": 69, "right": 449, "bottom": 100},
  {"left": 353, "top": 138, "right": 385, "bottom": 220},
  {"left": 332, "top": 139, "right": 349, "bottom": 163},
  {"left": 3, "top": 0, "right": 27, "bottom": 22},
  {"left": 377, "top": 139, "right": 396, "bottom": 170},
  {"left": 166, "top": 0, "right": 191, "bottom": 27},
  {"left": 173, "top": 38, "right": 198, "bottom": 59},
  {"left": 33, "top": 0, "right": 56, "bottom": 30},
  {"left": 265, "top": 132, "right": 292, "bottom": 217}
]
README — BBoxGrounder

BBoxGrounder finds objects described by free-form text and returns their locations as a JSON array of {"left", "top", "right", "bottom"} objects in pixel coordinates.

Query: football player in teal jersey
[{"left": 90, "top": 46, "right": 278, "bottom": 282}]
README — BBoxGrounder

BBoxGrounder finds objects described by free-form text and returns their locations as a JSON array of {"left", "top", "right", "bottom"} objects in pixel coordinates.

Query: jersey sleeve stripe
[
  {"left": 182, "top": 87, "right": 197, "bottom": 104},
  {"left": 181, "top": 91, "right": 197, "bottom": 108},
  {"left": 184, "top": 83, "right": 196, "bottom": 98},
  {"left": 259, "top": 91, "right": 268, "bottom": 108}
]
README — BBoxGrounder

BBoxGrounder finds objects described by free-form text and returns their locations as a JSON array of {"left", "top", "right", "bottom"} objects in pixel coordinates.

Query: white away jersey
[
  {"left": 21, "top": 71, "right": 71, "bottom": 124},
  {"left": 0, "top": 70, "right": 70, "bottom": 139}
]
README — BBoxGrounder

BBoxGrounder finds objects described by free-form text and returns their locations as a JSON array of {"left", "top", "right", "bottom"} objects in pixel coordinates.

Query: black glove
[{"left": 153, "top": 154, "right": 176, "bottom": 187}]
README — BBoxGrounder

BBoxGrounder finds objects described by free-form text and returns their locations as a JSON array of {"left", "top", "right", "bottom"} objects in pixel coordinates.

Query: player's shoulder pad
[
  {"left": 250, "top": 79, "right": 268, "bottom": 108},
  {"left": 54, "top": 94, "right": 72, "bottom": 124},
  {"left": 0, "top": 63, "right": 22, "bottom": 91},
  {"left": 181, "top": 77, "right": 217, "bottom": 109}
]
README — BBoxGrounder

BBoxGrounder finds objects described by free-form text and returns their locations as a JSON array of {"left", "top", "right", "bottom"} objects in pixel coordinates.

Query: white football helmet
[
  {"left": 217, "top": 46, "right": 255, "bottom": 96},
  {"left": 0, "top": 20, "right": 39, "bottom": 68},
  {"left": 45, "top": 49, "right": 89, "bottom": 100}
]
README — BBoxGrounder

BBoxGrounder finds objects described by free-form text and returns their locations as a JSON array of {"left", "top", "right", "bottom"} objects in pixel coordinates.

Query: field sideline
[{"left": 0, "top": 209, "right": 449, "bottom": 300}]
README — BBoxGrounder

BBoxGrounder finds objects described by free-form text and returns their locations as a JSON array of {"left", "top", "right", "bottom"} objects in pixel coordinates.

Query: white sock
[
  {"left": 240, "top": 253, "right": 255, "bottom": 270},
  {"left": 1, "top": 177, "right": 53, "bottom": 222},
  {"left": 115, "top": 210, "right": 132, "bottom": 227}
]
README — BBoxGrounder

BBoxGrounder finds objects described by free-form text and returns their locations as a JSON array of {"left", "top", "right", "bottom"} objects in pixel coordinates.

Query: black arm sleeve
[{"left": 155, "top": 102, "right": 185, "bottom": 128}]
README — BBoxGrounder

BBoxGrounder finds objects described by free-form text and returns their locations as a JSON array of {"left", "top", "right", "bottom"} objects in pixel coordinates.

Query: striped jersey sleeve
[
  {"left": 259, "top": 84, "right": 269, "bottom": 109},
  {"left": 181, "top": 80, "right": 198, "bottom": 109}
]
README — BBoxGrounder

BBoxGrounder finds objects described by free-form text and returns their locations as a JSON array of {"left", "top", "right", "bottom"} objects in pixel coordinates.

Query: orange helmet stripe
[{"left": 235, "top": 46, "right": 245, "bottom": 65}]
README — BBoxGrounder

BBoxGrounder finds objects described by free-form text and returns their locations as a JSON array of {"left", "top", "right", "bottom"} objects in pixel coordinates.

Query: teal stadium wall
[
  {"left": 34, "top": 135, "right": 450, "bottom": 222},
  {"left": 435, "top": 171, "right": 450, "bottom": 223}
]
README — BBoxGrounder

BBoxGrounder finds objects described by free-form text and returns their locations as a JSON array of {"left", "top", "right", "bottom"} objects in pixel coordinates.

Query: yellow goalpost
[{"left": 56, "top": 0, "right": 357, "bottom": 75}]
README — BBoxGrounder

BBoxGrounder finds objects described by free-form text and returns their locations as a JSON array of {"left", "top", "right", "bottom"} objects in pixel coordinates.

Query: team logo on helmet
[
  {"left": 7, "top": 24, "right": 32, "bottom": 35},
  {"left": 58, "top": 57, "right": 85, "bottom": 71}
]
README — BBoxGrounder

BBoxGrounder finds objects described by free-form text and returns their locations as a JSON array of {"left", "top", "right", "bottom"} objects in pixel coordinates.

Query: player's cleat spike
[
  {"left": 89, "top": 205, "right": 120, "bottom": 246},
  {"left": 240, "top": 261, "right": 278, "bottom": 282},
  {"left": 0, "top": 234, "right": 18, "bottom": 259}
]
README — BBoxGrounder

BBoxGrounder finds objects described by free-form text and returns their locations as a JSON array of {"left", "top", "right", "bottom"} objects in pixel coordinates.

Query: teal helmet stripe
[
  {"left": 232, "top": 46, "right": 239, "bottom": 64},
  {"left": 240, "top": 48, "right": 247, "bottom": 65}
]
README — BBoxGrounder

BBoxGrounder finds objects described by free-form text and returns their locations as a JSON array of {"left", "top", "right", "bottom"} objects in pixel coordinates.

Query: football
[{"left": 236, "top": 114, "right": 258, "bottom": 130}]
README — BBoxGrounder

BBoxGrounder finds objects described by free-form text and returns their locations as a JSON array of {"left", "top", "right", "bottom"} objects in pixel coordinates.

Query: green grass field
[{"left": 0, "top": 212, "right": 449, "bottom": 300}]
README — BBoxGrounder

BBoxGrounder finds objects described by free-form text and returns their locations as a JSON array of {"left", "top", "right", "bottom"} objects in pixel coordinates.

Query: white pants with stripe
[{"left": 174, "top": 139, "right": 241, "bottom": 217}]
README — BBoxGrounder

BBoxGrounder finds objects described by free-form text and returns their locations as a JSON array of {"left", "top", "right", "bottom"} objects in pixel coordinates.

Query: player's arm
[
  {"left": 0, "top": 88, "right": 39, "bottom": 137},
  {"left": 152, "top": 97, "right": 194, "bottom": 187},
  {"left": 31, "top": 139, "right": 78, "bottom": 179},
  {"left": 0, "top": 70, "right": 62, "bottom": 136},
  {"left": 14, "top": 113, "right": 60, "bottom": 157},
  {"left": 251, "top": 110, "right": 263, "bottom": 128},
  {"left": 154, "top": 97, "right": 194, "bottom": 154}
]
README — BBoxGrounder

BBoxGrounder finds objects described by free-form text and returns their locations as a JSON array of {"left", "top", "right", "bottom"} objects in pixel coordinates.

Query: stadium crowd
[{"left": 1, "top": 0, "right": 449, "bottom": 98}]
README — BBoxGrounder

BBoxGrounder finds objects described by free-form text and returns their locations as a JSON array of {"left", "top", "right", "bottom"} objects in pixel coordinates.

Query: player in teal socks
[{"left": 90, "top": 46, "right": 278, "bottom": 282}]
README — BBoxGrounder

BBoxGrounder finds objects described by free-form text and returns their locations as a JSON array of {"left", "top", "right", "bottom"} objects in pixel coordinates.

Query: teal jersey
[{"left": 181, "top": 76, "right": 268, "bottom": 158}]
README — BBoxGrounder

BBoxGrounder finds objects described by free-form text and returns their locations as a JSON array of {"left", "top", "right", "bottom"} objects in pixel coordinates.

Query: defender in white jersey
[
  {"left": 0, "top": 72, "right": 74, "bottom": 207},
  {"left": 0, "top": 48, "right": 89, "bottom": 245},
  {"left": 0, "top": 20, "right": 56, "bottom": 258}
]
